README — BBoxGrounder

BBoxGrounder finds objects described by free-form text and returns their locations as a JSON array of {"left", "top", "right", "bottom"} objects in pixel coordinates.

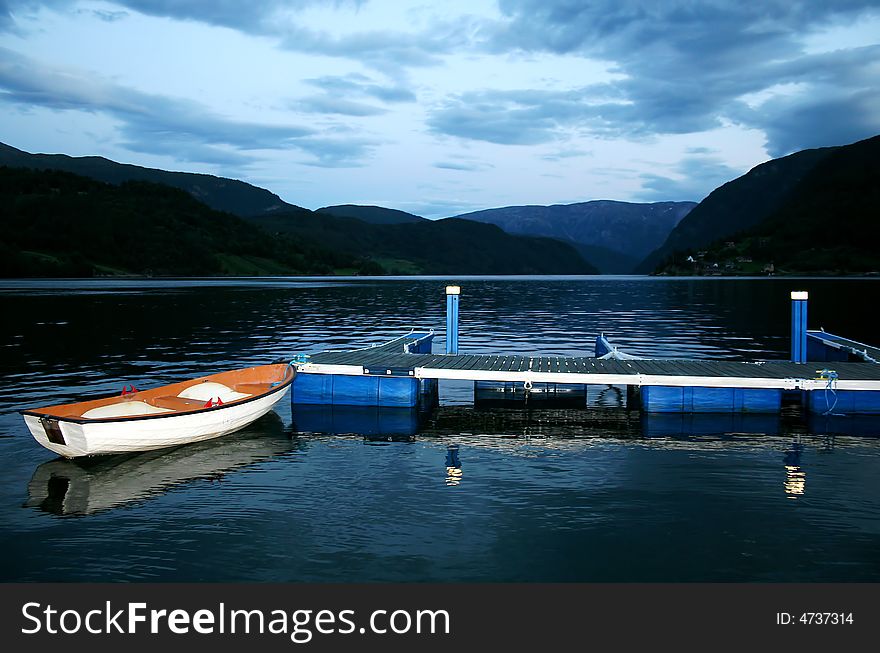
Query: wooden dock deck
[{"left": 297, "top": 333, "right": 880, "bottom": 392}]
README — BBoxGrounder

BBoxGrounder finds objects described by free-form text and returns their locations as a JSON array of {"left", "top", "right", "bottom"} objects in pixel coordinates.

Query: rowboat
[{"left": 21, "top": 363, "right": 295, "bottom": 458}]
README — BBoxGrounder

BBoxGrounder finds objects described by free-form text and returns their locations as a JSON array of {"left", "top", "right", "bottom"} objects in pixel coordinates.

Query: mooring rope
[{"left": 817, "top": 369, "right": 845, "bottom": 417}]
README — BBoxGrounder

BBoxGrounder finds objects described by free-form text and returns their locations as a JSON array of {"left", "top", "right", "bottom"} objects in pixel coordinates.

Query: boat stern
[{"left": 23, "top": 414, "right": 89, "bottom": 458}]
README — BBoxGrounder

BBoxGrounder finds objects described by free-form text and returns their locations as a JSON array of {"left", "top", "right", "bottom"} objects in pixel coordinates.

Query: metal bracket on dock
[
  {"left": 364, "top": 367, "right": 416, "bottom": 377},
  {"left": 296, "top": 363, "right": 365, "bottom": 376}
]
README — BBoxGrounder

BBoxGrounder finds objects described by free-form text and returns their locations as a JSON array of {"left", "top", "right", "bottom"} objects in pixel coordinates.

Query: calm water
[{"left": 1, "top": 276, "right": 879, "bottom": 582}]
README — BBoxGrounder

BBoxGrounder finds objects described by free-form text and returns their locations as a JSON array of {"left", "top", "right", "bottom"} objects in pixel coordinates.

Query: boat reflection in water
[{"left": 25, "top": 412, "right": 296, "bottom": 517}]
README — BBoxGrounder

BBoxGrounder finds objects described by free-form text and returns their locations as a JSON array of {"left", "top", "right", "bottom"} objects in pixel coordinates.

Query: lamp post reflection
[
  {"left": 445, "top": 444, "right": 462, "bottom": 486},
  {"left": 783, "top": 437, "right": 806, "bottom": 499}
]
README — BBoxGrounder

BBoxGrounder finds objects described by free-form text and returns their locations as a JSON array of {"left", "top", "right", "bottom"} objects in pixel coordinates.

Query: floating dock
[
  {"left": 807, "top": 330, "right": 880, "bottom": 363},
  {"left": 290, "top": 289, "right": 880, "bottom": 415}
]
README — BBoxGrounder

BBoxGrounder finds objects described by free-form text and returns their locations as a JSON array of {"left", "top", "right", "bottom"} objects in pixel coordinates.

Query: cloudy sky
[{"left": 1, "top": 1, "right": 878, "bottom": 217}]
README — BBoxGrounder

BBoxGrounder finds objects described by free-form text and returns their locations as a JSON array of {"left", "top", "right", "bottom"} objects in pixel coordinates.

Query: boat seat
[
  {"left": 233, "top": 382, "right": 274, "bottom": 394},
  {"left": 177, "top": 381, "right": 250, "bottom": 403},
  {"left": 147, "top": 396, "right": 209, "bottom": 411},
  {"left": 81, "top": 401, "right": 173, "bottom": 419}
]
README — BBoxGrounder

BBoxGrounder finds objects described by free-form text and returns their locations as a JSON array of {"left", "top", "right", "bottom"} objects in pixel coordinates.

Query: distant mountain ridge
[
  {"left": 0, "top": 142, "right": 300, "bottom": 217},
  {"left": 454, "top": 200, "right": 695, "bottom": 273},
  {"left": 248, "top": 211, "right": 599, "bottom": 275},
  {"left": 318, "top": 204, "right": 427, "bottom": 224}
]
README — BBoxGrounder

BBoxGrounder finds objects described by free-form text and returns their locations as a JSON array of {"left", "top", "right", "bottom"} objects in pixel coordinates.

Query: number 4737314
[{"left": 776, "top": 613, "right": 854, "bottom": 625}]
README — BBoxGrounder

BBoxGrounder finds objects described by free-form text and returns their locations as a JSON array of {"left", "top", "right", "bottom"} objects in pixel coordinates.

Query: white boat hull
[{"left": 24, "top": 384, "right": 291, "bottom": 458}]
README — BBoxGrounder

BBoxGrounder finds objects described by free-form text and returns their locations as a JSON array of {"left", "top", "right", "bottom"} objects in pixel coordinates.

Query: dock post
[
  {"left": 446, "top": 285, "right": 460, "bottom": 355},
  {"left": 791, "top": 291, "right": 808, "bottom": 363}
]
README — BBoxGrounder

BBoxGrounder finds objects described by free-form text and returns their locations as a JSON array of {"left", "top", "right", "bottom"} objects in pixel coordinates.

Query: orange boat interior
[{"left": 25, "top": 364, "right": 294, "bottom": 420}]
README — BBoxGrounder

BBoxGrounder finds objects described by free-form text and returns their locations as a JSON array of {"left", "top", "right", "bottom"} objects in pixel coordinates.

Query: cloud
[
  {"left": 429, "top": 90, "right": 559, "bottom": 145},
  {"left": 4, "top": 0, "right": 878, "bottom": 179},
  {"left": 0, "top": 47, "right": 374, "bottom": 167},
  {"left": 296, "top": 73, "right": 416, "bottom": 117},
  {"left": 2, "top": 1, "right": 464, "bottom": 72},
  {"left": 542, "top": 148, "right": 592, "bottom": 161},
  {"left": 295, "top": 135, "right": 377, "bottom": 167},
  {"left": 491, "top": 1, "right": 877, "bottom": 61},
  {"left": 729, "top": 46, "right": 880, "bottom": 155},
  {"left": 0, "top": 0, "right": 15, "bottom": 30},
  {"left": 120, "top": 138, "right": 253, "bottom": 166},
  {"left": 427, "top": 86, "right": 625, "bottom": 145},
  {"left": 279, "top": 26, "right": 449, "bottom": 69},
  {"left": 277, "top": 13, "right": 482, "bottom": 71},
  {"left": 298, "top": 95, "right": 386, "bottom": 116},
  {"left": 2, "top": 0, "right": 359, "bottom": 33},
  {"left": 0, "top": 48, "right": 310, "bottom": 147},
  {"left": 479, "top": 0, "right": 880, "bottom": 154},
  {"left": 738, "top": 88, "right": 880, "bottom": 157},
  {"left": 86, "top": 9, "right": 128, "bottom": 22},
  {"left": 433, "top": 160, "right": 493, "bottom": 171},
  {"left": 635, "top": 156, "right": 744, "bottom": 202},
  {"left": 305, "top": 74, "right": 416, "bottom": 103},
  {"left": 20, "top": 1, "right": 350, "bottom": 33},
  {"left": 363, "top": 85, "right": 417, "bottom": 104}
]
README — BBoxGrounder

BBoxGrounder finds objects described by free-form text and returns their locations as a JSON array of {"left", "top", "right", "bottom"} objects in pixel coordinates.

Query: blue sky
[{"left": 1, "top": 0, "right": 878, "bottom": 217}]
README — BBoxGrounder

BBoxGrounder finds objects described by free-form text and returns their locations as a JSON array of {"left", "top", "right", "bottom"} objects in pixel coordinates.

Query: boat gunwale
[{"left": 20, "top": 365, "right": 295, "bottom": 425}]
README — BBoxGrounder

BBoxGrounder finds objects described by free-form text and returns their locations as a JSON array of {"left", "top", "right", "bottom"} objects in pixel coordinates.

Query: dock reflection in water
[
  {"left": 445, "top": 444, "right": 462, "bottom": 486},
  {"left": 292, "top": 405, "right": 427, "bottom": 439},
  {"left": 289, "top": 404, "right": 880, "bottom": 506},
  {"left": 25, "top": 412, "right": 297, "bottom": 517}
]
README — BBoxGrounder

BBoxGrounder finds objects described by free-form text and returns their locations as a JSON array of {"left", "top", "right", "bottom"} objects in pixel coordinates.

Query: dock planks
[{"left": 299, "top": 335, "right": 880, "bottom": 392}]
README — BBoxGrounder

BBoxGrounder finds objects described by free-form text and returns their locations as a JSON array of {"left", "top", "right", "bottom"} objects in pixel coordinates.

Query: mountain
[
  {"left": 453, "top": 200, "right": 695, "bottom": 273},
  {"left": 636, "top": 144, "right": 841, "bottom": 274},
  {"left": 0, "top": 163, "right": 598, "bottom": 277},
  {"left": 317, "top": 204, "right": 427, "bottom": 224},
  {"left": 0, "top": 167, "right": 363, "bottom": 277},
  {"left": 650, "top": 134, "right": 880, "bottom": 275},
  {"left": 570, "top": 243, "right": 641, "bottom": 275},
  {"left": 0, "top": 142, "right": 300, "bottom": 217},
  {"left": 248, "top": 212, "right": 599, "bottom": 275}
]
